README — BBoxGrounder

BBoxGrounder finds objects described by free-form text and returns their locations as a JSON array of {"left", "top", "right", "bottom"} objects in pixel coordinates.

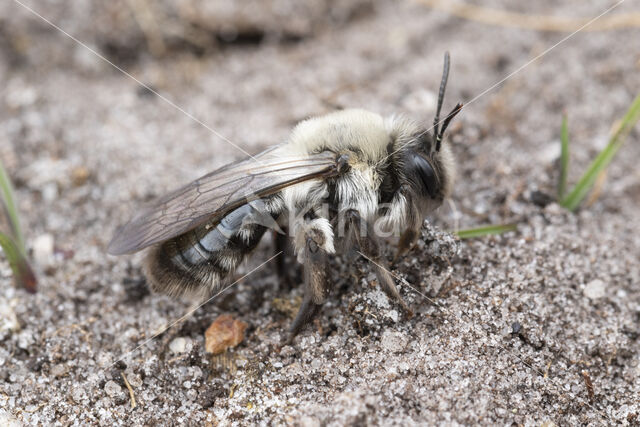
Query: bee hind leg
[
  {"left": 345, "top": 210, "right": 414, "bottom": 317},
  {"left": 286, "top": 235, "right": 332, "bottom": 343}
]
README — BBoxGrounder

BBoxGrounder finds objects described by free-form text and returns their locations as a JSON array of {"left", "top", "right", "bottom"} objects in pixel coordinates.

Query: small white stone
[
  {"left": 17, "top": 329, "right": 34, "bottom": 349},
  {"left": 369, "top": 288, "right": 391, "bottom": 309},
  {"left": 126, "top": 374, "right": 143, "bottom": 388},
  {"left": 50, "top": 364, "right": 67, "bottom": 378},
  {"left": 104, "top": 380, "right": 123, "bottom": 398},
  {"left": 584, "top": 279, "right": 606, "bottom": 300},
  {"left": 96, "top": 352, "right": 112, "bottom": 368},
  {"left": 381, "top": 330, "right": 408, "bottom": 353},
  {"left": 298, "top": 415, "right": 320, "bottom": 427},
  {"left": 0, "top": 408, "right": 21, "bottom": 427},
  {"left": 538, "top": 141, "right": 561, "bottom": 164},
  {"left": 0, "top": 299, "right": 19, "bottom": 332},
  {"left": 33, "top": 234, "right": 55, "bottom": 267},
  {"left": 72, "top": 387, "right": 87, "bottom": 403},
  {"left": 5, "top": 84, "right": 38, "bottom": 108},
  {"left": 169, "top": 337, "right": 189, "bottom": 354},
  {"left": 41, "top": 183, "right": 59, "bottom": 203}
]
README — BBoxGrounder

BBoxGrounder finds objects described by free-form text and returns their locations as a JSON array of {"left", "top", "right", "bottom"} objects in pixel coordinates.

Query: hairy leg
[
  {"left": 391, "top": 188, "right": 423, "bottom": 264},
  {"left": 285, "top": 217, "right": 335, "bottom": 343},
  {"left": 274, "top": 230, "right": 299, "bottom": 291},
  {"left": 287, "top": 236, "right": 332, "bottom": 342},
  {"left": 345, "top": 209, "right": 413, "bottom": 316},
  {"left": 393, "top": 227, "right": 420, "bottom": 264}
]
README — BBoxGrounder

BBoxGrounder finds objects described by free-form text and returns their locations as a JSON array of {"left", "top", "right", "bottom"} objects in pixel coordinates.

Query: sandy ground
[{"left": 1, "top": 0, "right": 640, "bottom": 425}]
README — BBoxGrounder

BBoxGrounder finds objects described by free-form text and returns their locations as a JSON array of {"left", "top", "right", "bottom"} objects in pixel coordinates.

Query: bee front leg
[
  {"left": 393, "top": 227, "right": 420, "bottom": 264},
  {"left": 345, "top": 210, "right": 413, "bottom": 317},
  {"left": 391, "top": 186, "right": 422, "bottom": 264},
  {"left": 287, "top": 235, "right": 332, "bottom": 343}
]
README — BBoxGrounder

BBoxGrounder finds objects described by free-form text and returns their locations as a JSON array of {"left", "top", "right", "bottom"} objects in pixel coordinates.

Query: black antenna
[
  {"left": 432, "top": 52, "right": 450, "bottom": 152},
  {"left": 436, "top": 103, "right": 463, "bottom": 152}
]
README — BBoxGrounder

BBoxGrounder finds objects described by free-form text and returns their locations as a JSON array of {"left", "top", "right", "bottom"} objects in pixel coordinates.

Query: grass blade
[
  {"left": 455, "top": 224, "right": 517, "bottom": 239},
  {"left": 0, "top": 232, "right": 37, "bottom": 293},
  {"left": 560, "top": 94, "right": 640, "bottom": 211},
  {"left": 558, "top": 114, "right": 569, "bottom": 199},
  {"left": 0, "top": 159, "right": 37, "bottom": 293},
  {"left": 0, "top": 160, "right": 25, "bottom": 251}
]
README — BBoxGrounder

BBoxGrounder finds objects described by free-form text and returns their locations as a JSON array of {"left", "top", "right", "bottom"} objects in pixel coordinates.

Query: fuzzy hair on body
[
  {"left": 142, "top": 107, "right": 457, "bottom": 300},
  {"left": 107, "top": 52, "right": 462, "bottom": 340}
]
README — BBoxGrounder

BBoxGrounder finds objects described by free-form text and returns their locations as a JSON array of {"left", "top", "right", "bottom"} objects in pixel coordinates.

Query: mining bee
[{"left": 108, "top": 53, "right": 462, "bottom": 339}]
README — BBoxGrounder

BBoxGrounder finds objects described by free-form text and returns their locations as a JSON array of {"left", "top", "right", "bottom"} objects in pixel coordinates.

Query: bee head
[
  {"left": 405, "top": 138, "right": 455, "bottom": 204},
  {"left": 405, "top": 52, "right": 461, "bottom": 203}
]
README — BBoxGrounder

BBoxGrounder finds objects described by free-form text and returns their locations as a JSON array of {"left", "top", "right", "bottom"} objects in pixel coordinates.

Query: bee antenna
[
  {"left": 436, "top": 103, "right": 463, "bottom": 152},
  {"left": 432, "top": 52, "right": 450, "bottom": 152}
]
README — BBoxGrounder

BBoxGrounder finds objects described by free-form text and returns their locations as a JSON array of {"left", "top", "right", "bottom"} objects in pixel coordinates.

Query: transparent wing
[{"left": 108, "top": 148, "right": 342, "bottom": 255}]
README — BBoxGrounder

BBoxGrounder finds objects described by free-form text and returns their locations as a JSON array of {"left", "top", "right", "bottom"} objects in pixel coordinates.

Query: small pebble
[
  {"left": 17, "top": 329, "right": 34, "bottom": 349},
  {"left": 33, "top": 234, "right": 55, "bottom": 267},
  {"left": 511, "top": 322, "right": 522, "bottom": 335},
  {"left": 41, "top": 183, "right": 58, "bottom": 203},
  {"left": 50, "top": 364, "right": 67, "bottom": 378},
  {"left": 71, "top": 166, "right": 90, "bottom": 186},
  {"left": 0, "top": 408, "right": 21, "bottom": 427},
  {"left": 529, "top": 190, "right": 554, "bottom": 208},
  {"left": 72, "top": 387, "right": 87, "bottom": 404},
  {"left": 127, "top": 374, "right": 143, "bottom": 388},
  {"left": 204, "top": 314, "right": 247, "bottom": 355},
  {"left": 0, "top": 301, "right": 19, "bottom": 332},
  {"left": 298, "top": 415, "right": 321, "bottom": 427},
  {"left": 104, "top": 380, "right": 123, "bottom": 398},
  {"left": 381, "top": 330, "right": 408, "bottom": 353},
  {"left": 584, "top": 279, "right": 606, "bottom": 300},
  {"left": 169, "top": 337, "right": 189, "bottom": 354}
]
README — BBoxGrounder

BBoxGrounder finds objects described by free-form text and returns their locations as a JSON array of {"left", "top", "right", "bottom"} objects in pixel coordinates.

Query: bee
[{"left": 108, "top": 52, "right": 462, "bottom": 340}]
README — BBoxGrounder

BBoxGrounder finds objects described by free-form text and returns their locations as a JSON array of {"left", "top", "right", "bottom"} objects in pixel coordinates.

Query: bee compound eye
[{"left": 409, "top": 152, "right": 438, "bottom": 199}]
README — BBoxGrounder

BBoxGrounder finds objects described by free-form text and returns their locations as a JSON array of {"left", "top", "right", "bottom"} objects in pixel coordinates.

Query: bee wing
[{"left": 107, "top": 148, "right": 342, "bottom": 255}]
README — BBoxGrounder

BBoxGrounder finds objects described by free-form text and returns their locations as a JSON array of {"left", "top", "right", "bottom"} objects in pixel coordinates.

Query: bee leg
[
  {"left": 287, "top": 236, "right": 331, "bottom": 343},
  {"left": 345, "top": 210, "right": 413, "bottom": 317},
  {"left": 392, "top": 228, "right": 420, "bottom": 264},
  {"left": 392, "top": 188, "right": 422, "bottom": 264},
  {"left": 274, "top": 230, "right": 299, "bottom": 291}
]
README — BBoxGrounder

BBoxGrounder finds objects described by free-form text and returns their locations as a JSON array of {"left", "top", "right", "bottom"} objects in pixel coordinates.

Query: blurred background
[{"left": 1, "top": 0, "right": 639, "bottom": 425}]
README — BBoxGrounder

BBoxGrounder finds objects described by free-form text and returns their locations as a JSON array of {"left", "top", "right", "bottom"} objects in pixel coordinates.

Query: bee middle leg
[
  {"left": 287, "top": 235, "right": 332, "bottom": 343},
  {"left": 345, "top": 209, "right": 413, "bottom": 316},
  {"left": 274, "top": 230, "right": 300, "bottom": 291}
]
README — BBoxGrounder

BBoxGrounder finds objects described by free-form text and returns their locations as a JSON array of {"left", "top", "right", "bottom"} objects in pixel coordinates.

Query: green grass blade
[
  {"left": 0, "top": 232, "right": 37, "bottom": 293},
  {"left": 560, "top": 94, "right": 640, "bottom": 211},
  {"left": 558, "top": 114, "right": 570, "bottom": 199},
  {"left": 0, "top": 159, "right": 25, "bottom": 251},
  {"left": 455, "top": 224, "right": 517, "bottom": 239}
]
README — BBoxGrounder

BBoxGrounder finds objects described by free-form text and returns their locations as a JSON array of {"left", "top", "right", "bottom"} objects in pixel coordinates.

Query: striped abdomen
[{"left": 143, "top": 202, "right": 272, "bottom": 298}]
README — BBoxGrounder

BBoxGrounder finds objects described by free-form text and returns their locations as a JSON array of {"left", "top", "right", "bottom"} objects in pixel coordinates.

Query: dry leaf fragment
[{"left": 205, "top": 314, "right": 248, "bottom": 355}]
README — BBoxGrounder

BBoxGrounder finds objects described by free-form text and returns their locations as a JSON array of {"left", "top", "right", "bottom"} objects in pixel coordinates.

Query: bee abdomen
[{"left": 143, "top": 202, "right": 274, "bottom": 299}]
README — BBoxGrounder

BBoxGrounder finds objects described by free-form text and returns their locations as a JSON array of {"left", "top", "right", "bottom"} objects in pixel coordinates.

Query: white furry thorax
[
  {"left": 276, "top": 108, "right": 455, "bottom": 260},
  {"left": 281, "top": 109, "right": 397, "bottom": 222}
]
